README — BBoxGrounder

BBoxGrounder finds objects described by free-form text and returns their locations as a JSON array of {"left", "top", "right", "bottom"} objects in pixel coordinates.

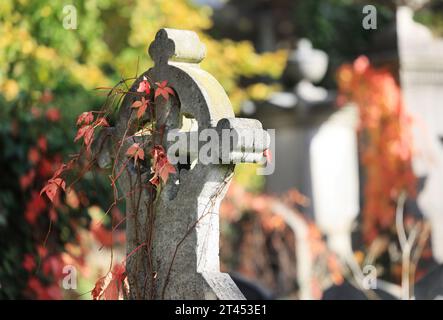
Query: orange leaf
[
  {"left": 159, "top": 162, "right": 176, "bottom": 184},
  {"left": 131, "top": 97, "right": 149, "bottom": 119},
  {"left": 92, "top": 262, "right": 127, "bottom": 300},
  {"left": 137, "top": 76, "right": 151, "bottom": 95},
  {"left": 76, "top": 111, "right": 94, "bottom": 126},
  {"left": 91, "top": 276, "right": 105, "bottom": 300},
  {"left": 126, "top": 143, "right": 145, "bottom": 165},
  {"left": 40, "top": 178, "right": 66, "bottom": 203},
  {"left": 28, "top": 147, "right": 40, "bottom": 164},
  {"left": 74, "top": 125, "right": 94, "bottom": 150},
  {"left": 154, "top": 80, "right": 174, "bottom": 101},
  {"left": 95, "top": 117, "right": 109, "bottom": 127},
  {"left": 20, "top": 169, "right": 36, "bottom": 190},
  {"left": 149, "top": 145, "right": 176, "bottom": 186}
]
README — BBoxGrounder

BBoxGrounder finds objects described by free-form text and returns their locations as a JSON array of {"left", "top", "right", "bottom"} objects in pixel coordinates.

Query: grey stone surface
[
  {"left": 97, "top": 28, "right": 269, "bottom": 299},
  {"left": 310, "top": 105, "right": 360, "bottom": 259},
  {"left": 216, "top": 117, "right": 270, "bottom": 163},
  {"left": 286, "top": 38, "right": 328, "bottom": 84},
  {"left": 397, "top": 6, "right": 443, "bottom": 263},
  {"left": 251, "top": 40, "right": 359, "bottom": 238}
]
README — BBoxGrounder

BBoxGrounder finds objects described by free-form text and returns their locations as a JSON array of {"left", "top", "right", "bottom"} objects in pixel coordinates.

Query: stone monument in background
[
  {"left": 397, "top": 3, "right": 443, "bottom": 263},
  {"left": 244, "top": 39, "right": 360, "bottom": 261}
]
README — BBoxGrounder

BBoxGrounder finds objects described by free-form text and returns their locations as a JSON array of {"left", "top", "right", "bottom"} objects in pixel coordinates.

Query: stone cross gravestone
[{"left": 96, "top": 28, "right": 270, "bottom": 299}]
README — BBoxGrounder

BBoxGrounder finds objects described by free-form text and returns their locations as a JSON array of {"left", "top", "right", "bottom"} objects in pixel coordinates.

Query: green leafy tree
[{"left": 0, "top": 0, "right": 286, "bottom": 299}]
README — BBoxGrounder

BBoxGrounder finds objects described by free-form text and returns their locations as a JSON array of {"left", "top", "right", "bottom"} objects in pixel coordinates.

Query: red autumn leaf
[
  {"left": 37, "top": 136, "right": 47, "bottom": 152},
  {"left": 74, "top": 125, "right": 94, "bottom": 150},
  {"left": 38, "top": 158, "right": 54, "bottom": 178},
  {"left": 74, "top": 125, "right": 88, "bottom": 142},
  {"left": 45, "top": 284, "right": 63, "bottom": 300},
  {"left": 91, "top": 276, "right": 106, "bottom": 300},
  {"left": 337, "top": 56, "right": 417, "bottom": 241},
  {"left": 84, "top": 127, "right": 94, "bottom": 150},
  {"left": 353, "top": 55, "right": 370, "bottom": 75},
  {"left": 149, "top": 145, "right": 176, "bottom": 186},
  {"left": 28, "top": 275, "right": 62, "bottom": 300},
  {"left": 40, "top": 177, "right": 66, "bottom": 203},
  {"left": 131, "top": 97, "right": 149, "bottom": 119},
  {"left": 103, "top": 282, "right": 119, "bottom": 300},
  {"left": 38, "top": 161, "right": 68, "bottom": 204},
  {"left": 76, "top": 111, "right": 94, "bottom": 126},
  {"left": 20, "top": 169, "right": 36, "bottom": 190},
  {"left": 154, "top": 80, "right": 174, "bottom": 101},
  {"left": 112, "top": 262, "right": 126, "bottom": 282},
  {"left": 90, "top": 221, "right": 120, "bottom": 247},
  {"left": 25, "top": 191, "right": 47, "bottom": 224},
  {"left": 92, "top": 262, "right": 127, "bottom": 300},
  {"left": 137, "top": 76, "right": 151, "bottom": 95},
  {"left": 40, "top": 183, "right": 59, "bottom": 203},
  {"left": 150, "top": 144, "right": 165, "bottom": 161},
  {"left": 104, "top": 263, "right": 127, "bottom": 300},
  {"left": 126, "top": 143, "right": 145, "bottom": 165},
  {"left": 52, "top": 163, "right": 67, "bottom": 179},
  {"left": 45, "top": 108, "right": 61, "bottom": 122},
  {"left": 42, "top": 255, "right": 64, "bottom": 278},
  {"left": 23, "top": 254, "right": 36, "bottom": 272},
  {"left": 94, "top": 117, "right": 109, "bottom": 127},
  {"left": 28, "top": 147, "right": 40, "bottom": 164},
  {"left": 53, "top": 177, "right": 66, "bottom": 191},
  {"left": 27, "top": 276, "right": 46, "bottom": 299},
  {"left": 149, "top": 175, "right": 160, "bottom": 187},
  {"left": 159, "top": 162, "right": 176, "bottom": 184},
  {"left": 49, "top": 207, "right": 58, "bottom": 221},
  {"left": 37, "top": 245, "right": 48, "bottom": 258},
  {"left": 263, "top": 149, "right": 272, "bottom": 164}
]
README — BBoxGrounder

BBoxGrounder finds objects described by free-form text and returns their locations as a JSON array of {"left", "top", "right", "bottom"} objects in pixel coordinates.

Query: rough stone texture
[
  {"left": 216, "top": 118, "right": 270, "bottom": 163},
  {"left": 97, "top": 29, "right": 269, "bottom": 299}
]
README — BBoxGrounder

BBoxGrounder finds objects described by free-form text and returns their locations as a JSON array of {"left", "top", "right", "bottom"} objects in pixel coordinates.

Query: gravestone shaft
[{"left": 99, "top": 29, "right": 269, "bottom": 299}]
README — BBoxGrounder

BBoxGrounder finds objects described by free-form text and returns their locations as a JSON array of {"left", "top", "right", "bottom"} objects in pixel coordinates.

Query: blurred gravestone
[
  {"left": 247, "top": 39, "right": 360, "bottom": 261},
  {"left": 323, "top": 279, "right": 397, "bottom": 300},
  {"left": 414, "top": 264, "right": 443, "bottom": 299},
  {"left": 310, "top": 105, "right": 360, "bottom": 260},
  {"left": 397, "top": 5, "right": 443, "bottom": 263}
]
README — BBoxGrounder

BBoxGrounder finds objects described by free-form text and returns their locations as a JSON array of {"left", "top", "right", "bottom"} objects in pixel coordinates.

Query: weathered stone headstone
[
  {"left": 397, "top": 5, "right": 443, "bottom": 263},
  {"left": 248, "top": 39, "right": 336, "bottom": 216},
  {"left": 310, "top": 105, "right": 360, "bottom": 260},
  {"left": 247, "top": 40, "right": 360, "bottom": 261},
  {"left": 97, "top": 28, "right": 269, "bottom": 299},
  {"left": 242, "top": 40, "right": 361, "bottom": 299},
  {"left": 414, "top": 264, "right": 443, "bottom": 299}
]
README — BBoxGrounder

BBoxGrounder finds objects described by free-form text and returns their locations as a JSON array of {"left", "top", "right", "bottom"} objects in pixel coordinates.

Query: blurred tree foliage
[
  {"left": 0, "top": 0, "right": 108, "bottom": 119},
  {"left": 293, "top": 0, "right": 395, "bottom": 86},
  {"left": 207, "top": 0, "right": 396, "bottom": 86},
  {"left": 414, "top": 0, "right": 443, "bottom": 36},
  {"left": 0, "top": 0, "right": 286, "bottom": 298},
  {"left": 0, "top": 0, "right": 286, "bottom": 117}
]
